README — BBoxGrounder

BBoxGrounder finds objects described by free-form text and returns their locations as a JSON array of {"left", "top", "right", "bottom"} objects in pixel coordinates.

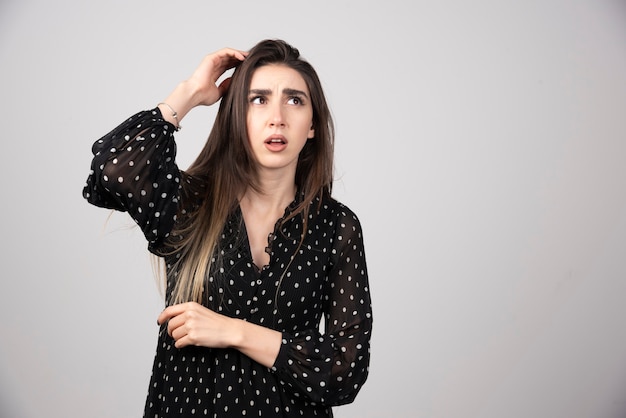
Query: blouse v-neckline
[{"left": 237, "top": 195, "right": 299, "bottom": 273}]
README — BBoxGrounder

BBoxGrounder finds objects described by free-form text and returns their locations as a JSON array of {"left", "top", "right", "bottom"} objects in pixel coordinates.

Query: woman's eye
[
  {"left": 250, "top": 96, "right": 265, "bottom": 104},
  {"left": 287, "top": 97, "right": 302, "bottom": 105}
]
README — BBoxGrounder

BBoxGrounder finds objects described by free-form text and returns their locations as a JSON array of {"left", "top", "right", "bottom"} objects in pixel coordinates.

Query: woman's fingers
[
  {"left": 216, "top": 77, "right": 232, "bottom": 98},
  {"left": 157, "top": 302, "right": 234, "bottom": 349},
  {"left": 159, "top": 303, "right": 194, "bottom": 342},
  {"left": 157, "top": 302, "right": 189, "bottom": 325},
  {"left": 198, "top": 48, "right": 247, "bottom": 82},
  {"left": 188, "top": 48, "right": 247, "bottom": 106},
  {"left": 213, "top": 47, "right": 248, "bottom": 68}
]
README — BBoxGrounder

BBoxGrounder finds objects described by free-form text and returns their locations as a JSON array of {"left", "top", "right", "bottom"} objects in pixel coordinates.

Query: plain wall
[{"left": 2, "top": 0, "right": 626, "bottom": 417}]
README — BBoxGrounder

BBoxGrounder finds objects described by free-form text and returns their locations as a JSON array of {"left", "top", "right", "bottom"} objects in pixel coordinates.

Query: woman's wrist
[
  {"left": 230, "top": 318, "right": 281, "bottom": 368},
  {"left": 158, "top": 80, "right": 203, "bottom": 127},
  {"left": 228, "top": 318, "right": 246, "bottom": 349}
]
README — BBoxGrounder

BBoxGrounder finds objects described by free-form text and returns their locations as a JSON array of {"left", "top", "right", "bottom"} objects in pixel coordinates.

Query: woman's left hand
[{"left": 157, "top": 302, "right": 239, "bottom": 349}]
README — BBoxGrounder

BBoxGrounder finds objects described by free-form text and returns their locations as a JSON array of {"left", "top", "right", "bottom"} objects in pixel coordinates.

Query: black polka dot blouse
[{"left": 83, "top": 108, "right": 373, "bottom": 417}]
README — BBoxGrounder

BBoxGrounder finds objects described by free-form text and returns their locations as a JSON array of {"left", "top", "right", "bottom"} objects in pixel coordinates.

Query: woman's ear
[{"left": 308, "top": 125, "right": 315, "bottom": 139}]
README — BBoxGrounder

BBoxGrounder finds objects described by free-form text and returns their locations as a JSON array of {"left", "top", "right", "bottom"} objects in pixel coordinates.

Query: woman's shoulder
[{"left": 316, "top": 194, "right": 363, "bottom": 227}]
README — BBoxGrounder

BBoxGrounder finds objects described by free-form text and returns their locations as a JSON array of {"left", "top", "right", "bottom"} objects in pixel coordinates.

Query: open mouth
[{"left": 265, "top": 137, "right": 286, "bottom": 145}]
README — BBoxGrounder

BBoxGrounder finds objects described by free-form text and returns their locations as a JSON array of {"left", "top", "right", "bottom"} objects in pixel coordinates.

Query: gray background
[{"left": 2, "top": 0, "right": 626, "bottom": 417}]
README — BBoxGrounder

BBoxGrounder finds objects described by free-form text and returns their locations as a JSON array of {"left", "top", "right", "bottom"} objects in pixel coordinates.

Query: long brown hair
[{"left": 165, "top": 39, "right": 335, "bottom": 304}]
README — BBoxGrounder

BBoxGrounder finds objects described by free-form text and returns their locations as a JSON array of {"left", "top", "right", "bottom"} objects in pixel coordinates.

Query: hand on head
[
  {"left": 188, "top": 48, "right": 248, "bottom": 107},
  {"left": 158, "top": 47, "right": 247, "bottom": 127}
]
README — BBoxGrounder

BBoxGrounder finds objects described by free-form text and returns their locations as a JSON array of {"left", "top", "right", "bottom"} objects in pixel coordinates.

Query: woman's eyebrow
[
  {"left": 249, "top": 88, "right": 272, "bottom": 96},
  {"left": 283, "top": 88, "right": 308, "bottom": 98},
  {"left": 248, "top": 88, "right": 309, "bottom": 98}
]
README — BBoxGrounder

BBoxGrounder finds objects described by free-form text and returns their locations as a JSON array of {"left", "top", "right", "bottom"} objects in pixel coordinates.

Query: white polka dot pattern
[{"left": 83, "top": 109, "right": 373, "bottom": 417}]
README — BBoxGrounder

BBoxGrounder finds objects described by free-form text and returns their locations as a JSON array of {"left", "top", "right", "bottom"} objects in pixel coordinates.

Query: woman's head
[
  {"left": 229, "top": 39, "right": 333, "bottom": 144},
  {"left": 202, "top": 39, "right": 334, "bottom": 197}
]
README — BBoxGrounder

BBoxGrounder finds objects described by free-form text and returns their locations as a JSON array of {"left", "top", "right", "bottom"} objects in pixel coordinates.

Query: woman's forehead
[{"left": 249, "top": 64, "right": 309, "bottom": 92}]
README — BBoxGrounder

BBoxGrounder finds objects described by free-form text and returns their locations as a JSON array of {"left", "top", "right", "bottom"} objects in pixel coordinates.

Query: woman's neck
[{"left": 240, "top": 170, "right": 297, "bottom": 213}]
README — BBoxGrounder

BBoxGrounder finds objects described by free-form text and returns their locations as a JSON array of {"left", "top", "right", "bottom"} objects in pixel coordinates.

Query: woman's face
[{"left": 246, "top": 64, "right": 315, "bottom": 175}]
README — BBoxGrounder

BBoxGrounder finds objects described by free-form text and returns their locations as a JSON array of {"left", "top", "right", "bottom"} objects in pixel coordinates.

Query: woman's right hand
[
  {"left": 187, "top": 48, "right": 248, "bottom": 107},
  {"left": 158, "top": 47, "right": 248, "bottom": 127}
]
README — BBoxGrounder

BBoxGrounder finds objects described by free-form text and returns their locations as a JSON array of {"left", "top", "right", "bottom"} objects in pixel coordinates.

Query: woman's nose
[{"left": 269, "top": 104, "right": 285, "bottom": 127}]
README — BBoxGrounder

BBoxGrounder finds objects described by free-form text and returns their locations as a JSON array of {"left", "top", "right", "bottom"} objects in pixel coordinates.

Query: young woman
[{"left": 83, "top": 39, "right": 372, "bottom": 417}]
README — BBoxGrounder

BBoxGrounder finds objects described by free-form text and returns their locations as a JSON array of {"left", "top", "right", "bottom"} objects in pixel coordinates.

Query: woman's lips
[{"left": 264, "top": 135, "right": 287, "bottom": 152}]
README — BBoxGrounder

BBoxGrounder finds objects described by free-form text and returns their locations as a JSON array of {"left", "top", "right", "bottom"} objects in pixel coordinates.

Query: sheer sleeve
[
  {"left": 82, "top": 108, "right": 182, "bottom": 253},
  {"left": 271, "top": 206, "right": 373, "bottom": 406}
]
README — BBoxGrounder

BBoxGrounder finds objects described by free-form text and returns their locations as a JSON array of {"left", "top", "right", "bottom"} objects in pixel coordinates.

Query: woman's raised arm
[{"left": 158, "top": 48, "right": 248, "bottom": 128}]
